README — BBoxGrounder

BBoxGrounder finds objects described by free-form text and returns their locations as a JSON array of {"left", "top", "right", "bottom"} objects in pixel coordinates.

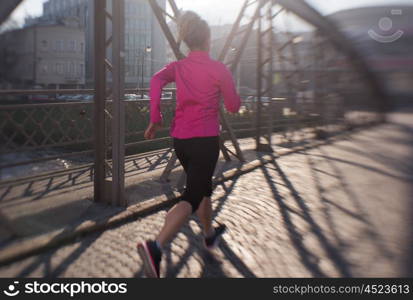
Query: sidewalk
[
  {"left": 0, "top": 126, "right": 350, "bottom": 265},
  {"left": 0, "top": 112, "right": 411, "bottom": 277}
]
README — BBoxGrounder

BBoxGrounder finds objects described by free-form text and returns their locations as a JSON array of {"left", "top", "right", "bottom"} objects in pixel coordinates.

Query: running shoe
[
  {"left": 204, "top": 223, "right": 227, "bottom": 250},
  {"left": 137, "top": 240, "right": 162, "bottom": 278}
]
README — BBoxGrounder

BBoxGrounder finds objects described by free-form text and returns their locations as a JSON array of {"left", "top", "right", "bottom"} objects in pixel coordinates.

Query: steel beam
[
  {"left": 148, "top": 0, "right": 184, "bottom": 60},
  {"left": 254, "top": 0, "right": 276, "bottom": 152},
  {"left": 220, "top": 0, "right": 263, "bottom": 73},
  {"left": 255, "top": 0, "right": 263, "bottom": 150},
  {"left": 0, "top": 0, "right": 23, "bottom": 26},
  {"left": 93, "top": 0, "right": 126, "bottom": 206},
  {"left": 276, "top": 0, "right": 388, "bottom": 114},
  {"left": 93, "top": 0, "right": 107, "bottom": 204},
  {"left": 111, "top": 0, "right": 126, "bottom": 206},
  {"left": 218, "top": 0, "right": 253, "bottom": 62}
]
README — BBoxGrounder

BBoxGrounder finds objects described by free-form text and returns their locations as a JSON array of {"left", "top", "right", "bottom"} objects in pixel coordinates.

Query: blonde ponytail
[{"left": 178, "top": 11, "right": 210, "bottom": 50}]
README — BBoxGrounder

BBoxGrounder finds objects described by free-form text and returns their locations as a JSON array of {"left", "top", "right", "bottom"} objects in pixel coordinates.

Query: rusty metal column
[
  {"left": 93, "top": 0, "right": 106, "bottom": 203},
  {"left": 313, "top": 32, "right": 327, "bottom": 134},
  {"left": 265, "top": 0, "right": 275, "bottom": 146},
  {"left": 255, "top": 0, "right": 263, "bottom": 151},
  {"left": 254, "top": 0, "right": 275, "bottom": 152},
  {"left": 111, "top": 0, "right": 126, "bottom": 206}
]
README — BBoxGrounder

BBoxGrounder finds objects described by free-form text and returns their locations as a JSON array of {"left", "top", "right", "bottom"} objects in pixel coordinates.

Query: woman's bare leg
[
  {"left": 156, "top": 201, "right": 192, "bottom": 248},
  {"left": 196, "top": 196, "right": 214, "bottom": 237}
]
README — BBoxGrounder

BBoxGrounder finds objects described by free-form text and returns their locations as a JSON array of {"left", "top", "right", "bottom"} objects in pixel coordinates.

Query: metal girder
[
  {"left": 312, "top": 32, "right": 330, "bottom": 130},
  {"left": 255, "top": 0, "right": 264, "bottom": 150},
  {"left": 111, "top": 0, "right": 126, "bottom": 206},
  {"left": 93, "top": 0, "right": 106, "bottom": 204},
  {"left": 149, "top": 0, "right": 184, "bottom": 183},
  {"left": 249, "top": 0, "right": 387, "bottom": 147},
  {"left": 167, "top": 0, "right": 181, "bottom": 20},
  {"left": 0, "top": 0, "right": 23, "bottom": 26},
  {"left": 148, "top": 0, "right": 184, "bottom": 60},
  {"left": 90, "top": 0, "right": 384, "bottom": 201},
  {"left": 215, "top": 0, "right": 269, "bottom": 161},
  {"left": 0, "top": 0, "right": 387, "bottom": 209},
  {"left": 219, "top": 0, "right": 257, "bottom": 64},
  {"left": 94, "top": 0, "right": 126, "bottom": 206},
  {"left": 220, "top": 0, "right": 263, "bottom": 73},
  {"left": 276, "top": 0, "right": 389, "bottom": 114},
  {"left": 255, "top": 0, "right": 277, "bottom": 152}
]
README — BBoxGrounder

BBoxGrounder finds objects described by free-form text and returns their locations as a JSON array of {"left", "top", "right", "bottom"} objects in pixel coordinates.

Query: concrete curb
[{"left": 0, "top": 132, "right": 349, "bottom": 267}]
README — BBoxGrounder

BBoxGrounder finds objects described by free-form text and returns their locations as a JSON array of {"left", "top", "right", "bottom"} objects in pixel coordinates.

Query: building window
[
  {"left": 69, "top": 62, "right": 75, "bottom": 74},
  {"left": 79, "top": 64, "right": 84, "bottom": 76},
  {"left": 55, "top": 40, "right": 63, "bottom": 52},
  {"left": 68, "top": 40, "right": 76, "bottom": 52},
  {"left": 41, "top": 40, "right": 48, "bottom": 50},
  {"left": 80, "top": 42, "right": 84, "bottom": 53},
  {"left": 41, "top": 64, "right": 48, "bottom": 74},
  {"left": 56, "top": 63, "right": 63, "bottom": 75}
]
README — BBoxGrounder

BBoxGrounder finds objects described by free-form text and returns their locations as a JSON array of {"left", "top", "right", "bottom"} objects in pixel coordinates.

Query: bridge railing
[{"left": 0, "top": 83, "right": 380, "bottom": 184}]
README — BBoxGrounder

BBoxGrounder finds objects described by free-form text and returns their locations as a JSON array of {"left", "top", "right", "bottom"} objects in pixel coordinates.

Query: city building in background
[
  {"left": 27, "top": 0, "right": 89, "bottom": 28},
  {"left": 124, "top": 0, "right": 166, "bottom": 88},
  {"left": 0, "top": 17, "right": 85, "bottom": 89},
  {"left": 0, "top": 0, "right": 166, "bottom": 89},
  {"left": 208, "top": 5, "right": 413, "bottom": 102},
  {"left": 210, "top": 27, "right": 322, "bottom": 96}
]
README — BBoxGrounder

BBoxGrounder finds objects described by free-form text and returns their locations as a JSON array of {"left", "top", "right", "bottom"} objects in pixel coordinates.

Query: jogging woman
[{"left": 137, "top": 11, "right": 241, "bottom": 278}]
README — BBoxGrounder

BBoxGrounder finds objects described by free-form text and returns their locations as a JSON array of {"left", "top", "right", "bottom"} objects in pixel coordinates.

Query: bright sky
[{"left": 6, "top": 0, "right": 413, "bottom": 27}]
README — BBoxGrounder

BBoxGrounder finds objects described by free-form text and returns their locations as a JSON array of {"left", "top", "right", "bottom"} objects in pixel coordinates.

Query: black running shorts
[{"left": 173, "top": 136, "right": 220, "bottom": 213}]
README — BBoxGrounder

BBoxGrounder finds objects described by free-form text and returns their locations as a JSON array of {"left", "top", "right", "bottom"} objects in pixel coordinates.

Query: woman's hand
[{"left": 144, "top": 122, "right": 162, "bottom": 140}]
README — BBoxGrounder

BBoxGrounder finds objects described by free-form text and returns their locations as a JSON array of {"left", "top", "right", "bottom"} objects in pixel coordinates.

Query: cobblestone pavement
[{"left": 0, "top": 113, "right": 412, "bottom": 278}]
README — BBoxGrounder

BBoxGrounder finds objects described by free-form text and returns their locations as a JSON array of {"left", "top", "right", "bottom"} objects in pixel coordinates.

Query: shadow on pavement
[
  {"left": 259, "top": 154, "right": 350, "bottom": 277},
  {"left": 15, "top": 231, "right": 104, "bottom": 277},
  {"left": 0, "top": 149, "right": 173, "bottom": 205},
  {"left": 387, "top": 120, "right": 413, "bottom": 277}
]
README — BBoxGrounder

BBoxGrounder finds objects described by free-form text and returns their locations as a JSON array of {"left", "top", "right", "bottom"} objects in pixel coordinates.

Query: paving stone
[{"left": 0, "top": 114, "right": 412, "bottom": 277}]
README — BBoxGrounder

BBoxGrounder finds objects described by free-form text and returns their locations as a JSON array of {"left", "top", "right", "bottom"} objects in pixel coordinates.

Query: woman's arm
[
  {"left": 149, "top": 62, "right": 177, "bottom": 124},
  {"left": 145, "top": 62, "right": 176, "bottom": 140},
  {"left": 219, "top": 64, "right": 241, "bottom": 113}
]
